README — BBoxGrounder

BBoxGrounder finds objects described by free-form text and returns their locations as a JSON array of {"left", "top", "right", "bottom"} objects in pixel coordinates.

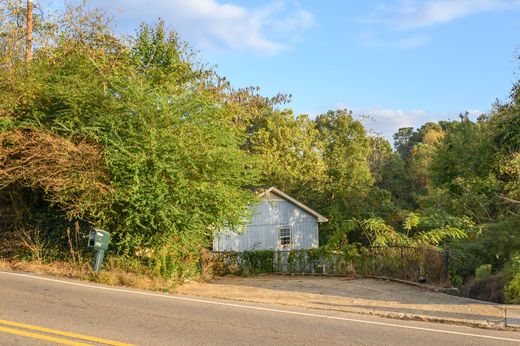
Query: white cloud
[
  {"left": 356, "top": 0, "right": 520, "bottom": 49},
  {"left": 356, "top": 107, "right": 435, "bottom": 140},
  {"left": 344, "top": 106, "right": 481, "bottom": 141},
  {"left": 385, "top": 0, "right": 520, "bottom": 30},
  {"left": 302, "top": 105, "right": 485, "bottom": 141},
  {"left": 93, "top": 0, "right": 314, "bottom": 54}
]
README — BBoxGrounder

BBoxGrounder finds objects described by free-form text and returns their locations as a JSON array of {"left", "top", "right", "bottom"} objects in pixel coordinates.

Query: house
[{"left": 213, "top": 187, "right": 328, "bottom": 252}]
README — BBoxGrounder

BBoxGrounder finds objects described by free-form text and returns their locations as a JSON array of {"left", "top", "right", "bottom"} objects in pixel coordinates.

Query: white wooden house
[{"left": 213, "top": 187, "right": 328, "bottom": 252}]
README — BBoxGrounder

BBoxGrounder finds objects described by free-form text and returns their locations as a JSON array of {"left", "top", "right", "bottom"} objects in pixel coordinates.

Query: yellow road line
[
  {"left": 0, "top": 319, "right": 134, "bottom": 346},
  {"left": 0, "top": 325, "right": 92, "bottom": 345}
]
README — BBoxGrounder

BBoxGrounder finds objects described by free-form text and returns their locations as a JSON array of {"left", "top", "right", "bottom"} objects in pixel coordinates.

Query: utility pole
[{"left": 25, "top": 0, "right": 33, "bottom": 64}]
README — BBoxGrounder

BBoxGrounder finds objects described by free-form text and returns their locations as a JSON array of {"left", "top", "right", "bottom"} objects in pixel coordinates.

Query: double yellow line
[{"left": 0, "top": 319, "right": 134, "bottom": 345}]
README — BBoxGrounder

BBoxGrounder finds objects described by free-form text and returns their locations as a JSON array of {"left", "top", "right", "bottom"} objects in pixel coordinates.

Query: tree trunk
[{"left": 26, "top": 0, "right": 33, "bottom": 64}]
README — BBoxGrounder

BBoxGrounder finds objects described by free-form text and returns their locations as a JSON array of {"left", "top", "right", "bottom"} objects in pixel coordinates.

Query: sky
[{"left": 42, "top": 0, "right": 520, "bottom": 140}]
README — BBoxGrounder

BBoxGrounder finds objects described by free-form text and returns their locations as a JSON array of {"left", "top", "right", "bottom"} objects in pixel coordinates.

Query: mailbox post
[{"left": 88, "top": 229, "right": 111, "bottom": 272}]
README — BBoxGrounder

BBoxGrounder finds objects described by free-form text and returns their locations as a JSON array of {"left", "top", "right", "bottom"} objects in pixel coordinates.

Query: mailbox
[
  {"left": 88, "top": 228, "right": 111, "bottom": 272},
  {"left": 88, "top": 229, "right": 111, "bottom": 250}
]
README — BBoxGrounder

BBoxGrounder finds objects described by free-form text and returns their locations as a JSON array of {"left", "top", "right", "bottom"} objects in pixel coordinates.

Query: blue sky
[{"left": 44, "top": 0, "right": 520, "bottom": 140}]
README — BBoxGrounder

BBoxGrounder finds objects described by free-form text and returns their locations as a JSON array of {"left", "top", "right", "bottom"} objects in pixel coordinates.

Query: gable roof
[{"left": 257, "top": 186, "right": 328, "bottom": 223}]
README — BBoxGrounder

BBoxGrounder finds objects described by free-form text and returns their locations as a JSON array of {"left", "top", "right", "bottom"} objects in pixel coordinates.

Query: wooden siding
[{"left": 213, "top": 196, "right": 319, "bottom": 251}]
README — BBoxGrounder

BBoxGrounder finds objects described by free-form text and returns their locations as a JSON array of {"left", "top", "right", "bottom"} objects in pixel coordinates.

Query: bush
[
  {"left": 503, "top": 253, "right": 520, "bottom": 304},
  {"left": 475, "top": 264, "right": 492, "bottom": 279},
  {"left": 241, "top": 250, "right": 274, "bottom": 274},
  {"left": 505, "top": 272, "right": 520, "bottom": 304},
  {"left": 466, "top": 275, "right": 505, "bottom": 303},
  {"left": 0, "top": 129, "right": 111, "bottom": 219}
]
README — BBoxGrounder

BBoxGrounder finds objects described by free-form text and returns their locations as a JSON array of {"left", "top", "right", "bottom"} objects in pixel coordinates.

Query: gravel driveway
[{"left": 177, "top": 275, "right": 520, "bottom": 329}]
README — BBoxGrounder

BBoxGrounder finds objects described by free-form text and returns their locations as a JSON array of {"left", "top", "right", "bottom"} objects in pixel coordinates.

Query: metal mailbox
[
  {"left": 88, "top": 228, "right": 111, "bottom": 272},
  {"left": 88, "top": 229, "right": 110, "bottom": 250}
]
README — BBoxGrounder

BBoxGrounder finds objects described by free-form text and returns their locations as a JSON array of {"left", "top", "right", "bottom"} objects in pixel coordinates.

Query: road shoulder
[{"left": 176, "top": 274, "right": 520, "bottom": 330}]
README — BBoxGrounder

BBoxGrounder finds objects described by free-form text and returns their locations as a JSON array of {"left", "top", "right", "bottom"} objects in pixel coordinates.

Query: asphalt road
[{"left": 0, "top": 271, "right": 519, "bottom": 345}]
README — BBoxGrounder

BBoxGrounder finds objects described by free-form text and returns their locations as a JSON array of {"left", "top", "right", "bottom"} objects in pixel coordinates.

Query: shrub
[
  {"left": 467, "top": 275, "right": 505, "bottom": 303},
  {"left": 505, "top": 272, "right": 520, "bottom": 304},
  {"left": 503, "top": 253, "right": 520, "bottom": 304},
  {"left": 475, "top": 264, "right": 492, "bottom": 279},
  {"left": 241, "top": 250, "right": 274, "bottom": 274},
  {"left": 0, "top": 129, "right": 112, "bottom": 219}
]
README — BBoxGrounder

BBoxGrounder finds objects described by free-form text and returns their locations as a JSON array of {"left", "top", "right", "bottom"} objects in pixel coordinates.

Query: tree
[
  {"left": 393, "top": 127, "right": 414, "bottom": 159},
  {"left": 25, "top": 0, "right": 32, "bottom": 63},
  {"left": 249, "top": 109, "right": 326, "bottom": 202},
  {"left": 379, "top": 153, "right": 410, "bottom": 204},
  {"left": 393, "top": 122, "right": 443, "bottom": 162},
  {"left": 315, "top": 109, "right": 373, "bottom": 239},
  {"left": 316, "top": 109, "right": 373, "bottom": 198},
  {"left": 408, "top": 124, "right": 444, "bottom": 194},
  {"left": 0, "top": 5, "right": 259, "bottom": 276},
  {"left": 367, "top": 136, "right": 392, "bottom": 185},
  {"left": 431, "top": 120, "right": 493, "bottom": 188}
]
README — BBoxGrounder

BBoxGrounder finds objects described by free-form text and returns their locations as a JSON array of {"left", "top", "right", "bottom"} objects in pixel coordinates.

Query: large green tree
[
  {"left": 249, "top": 109, "right": 326, "bottom": 202},
  {"left": 315, "top": 109, "right": 373, "bottom": 239},
  {"left": 0, "top": 5, "right": 258, "bottom": 276}
]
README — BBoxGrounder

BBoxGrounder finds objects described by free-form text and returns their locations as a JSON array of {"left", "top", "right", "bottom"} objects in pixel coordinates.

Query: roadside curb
[{"left": 363, "top": 275, "right": 459, "bottom": 294}]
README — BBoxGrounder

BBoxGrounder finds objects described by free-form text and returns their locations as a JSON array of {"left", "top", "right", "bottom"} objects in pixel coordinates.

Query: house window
[{"left": 279, "top": 227, "right": 292, "bottom": 247}]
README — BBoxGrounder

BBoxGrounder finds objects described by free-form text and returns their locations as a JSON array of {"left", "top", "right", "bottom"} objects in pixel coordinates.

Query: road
[{"left": 0, "top": 271, "right": 519, "bottom": 345}]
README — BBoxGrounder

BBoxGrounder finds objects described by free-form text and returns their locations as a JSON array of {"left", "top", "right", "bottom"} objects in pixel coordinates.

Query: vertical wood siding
[{"left": 213, "top": 195, "right": 319, "bottom": 251}]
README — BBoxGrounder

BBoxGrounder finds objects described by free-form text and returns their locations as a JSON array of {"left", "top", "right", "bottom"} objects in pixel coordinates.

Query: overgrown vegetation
[
  {"left": 212, "top": 247, "right": 448, "bottom": 286},
  {"left": 0, "top": 1, "right": 519, "bottom": 301},
  {"left": 0, "top": 1, "right": 257, "bottom": 279}
]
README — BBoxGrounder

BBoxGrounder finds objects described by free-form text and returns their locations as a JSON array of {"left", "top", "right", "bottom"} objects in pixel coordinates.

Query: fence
[{"left": 211, "top": 246, "right": 450, "bottom": 286}]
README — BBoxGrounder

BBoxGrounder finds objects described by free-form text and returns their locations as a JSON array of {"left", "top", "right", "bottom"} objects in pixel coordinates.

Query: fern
[
  {"left": 361, "top": 217, "right": 410, "bottom": 246},
  {"left": 414, "top": 226, "right": 467, "bottom": 245},
  {"left": 403, "top": 212, "right": 420, "bottom": 234}
]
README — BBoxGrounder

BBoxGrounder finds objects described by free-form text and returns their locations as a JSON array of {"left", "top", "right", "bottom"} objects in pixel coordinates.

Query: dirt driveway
[{"left": 177, "top": 275, "right": 520, "bottom": 329}]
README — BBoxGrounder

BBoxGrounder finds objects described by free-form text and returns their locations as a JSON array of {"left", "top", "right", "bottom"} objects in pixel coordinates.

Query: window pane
[
  {"left": 279, "top": 228, "right": 291, "bottom": 246},
  {"left": 280, "top": 228, "right": 290, "bottom": 237}
]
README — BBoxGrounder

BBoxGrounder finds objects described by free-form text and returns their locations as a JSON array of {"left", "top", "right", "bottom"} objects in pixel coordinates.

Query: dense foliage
[
  {"left": 0, "top": 1, "right": 519, "bottom": 301},
  {"left": 0, "top": 2, "right": 258, "bottom": 276}
]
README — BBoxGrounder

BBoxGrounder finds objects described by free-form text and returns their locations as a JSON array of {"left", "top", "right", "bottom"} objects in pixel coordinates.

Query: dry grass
[
  {"left": 0, "top": 259, "right": 90, "bottom": 278},
  {"left": 0, "top": 258, "right": 187, "bottom": 292}
]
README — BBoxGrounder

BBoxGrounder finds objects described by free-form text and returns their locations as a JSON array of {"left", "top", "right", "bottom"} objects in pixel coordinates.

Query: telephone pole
[{"left": 25, "top": 0, "right": 33, "bottom": 64}]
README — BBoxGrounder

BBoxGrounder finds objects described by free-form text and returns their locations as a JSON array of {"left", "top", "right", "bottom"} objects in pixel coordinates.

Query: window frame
[{"left": 278, "top": 226, "right": 292, "bottom": 249}]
